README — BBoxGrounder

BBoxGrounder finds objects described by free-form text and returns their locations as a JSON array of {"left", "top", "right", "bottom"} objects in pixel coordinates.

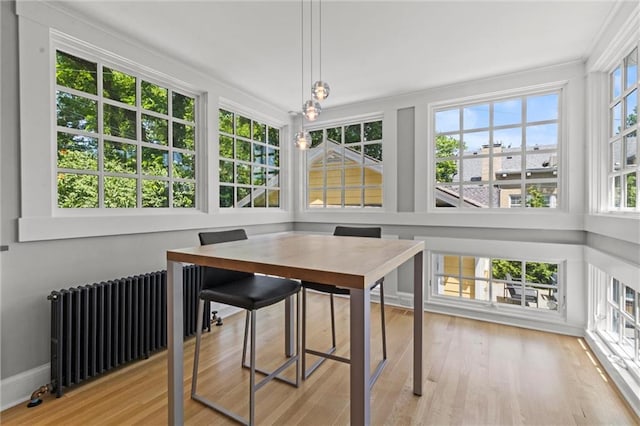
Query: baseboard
[{"left": 1, "top": 363, "right": 50, "bottom": 411}]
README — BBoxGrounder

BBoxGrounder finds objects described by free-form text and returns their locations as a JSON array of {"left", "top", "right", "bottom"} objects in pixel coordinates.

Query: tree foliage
[
  {"left": 435, "top": 135, "right": 460, "bottom": 182},
  {"left": 492, "top": 259, "right": 557, "bottom": 285}
]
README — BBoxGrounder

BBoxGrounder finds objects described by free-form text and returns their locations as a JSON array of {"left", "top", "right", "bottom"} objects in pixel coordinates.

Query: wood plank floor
[{"left": 2, "top": 292, "right": 637, "bottom": 425}]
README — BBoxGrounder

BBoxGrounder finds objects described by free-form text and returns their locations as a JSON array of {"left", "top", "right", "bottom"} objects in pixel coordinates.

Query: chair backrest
[
  {"left": 333, "top": 226, "right": 381, "bottom": 239},
  {"left": 199, "top": 229, "right": 253, "bottom": 289}
]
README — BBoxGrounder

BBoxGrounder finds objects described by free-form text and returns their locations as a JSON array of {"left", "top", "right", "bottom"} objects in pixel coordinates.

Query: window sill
[{"left": 18, "top": 209, "right": 292, "bottom": 242}]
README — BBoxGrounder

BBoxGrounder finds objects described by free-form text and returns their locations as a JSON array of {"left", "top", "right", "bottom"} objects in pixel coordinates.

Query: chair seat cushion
[
  {"left": 302, "top": 278, "right": 384, "bottom": 295},
  {"left": 200, "top": 275, "right": 301, "bottom": 310}
]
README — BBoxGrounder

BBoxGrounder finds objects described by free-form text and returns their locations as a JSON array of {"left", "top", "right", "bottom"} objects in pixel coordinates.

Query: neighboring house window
[
  {"left": 608, "top": 45, "right": 638, "bottom": 211},
  {"left": 433, "top": 253, "right": 560, "bottom": 312},
  {"left": 218, "top": 109, "right": 281, "bottom": 208},
  {"left": 433, "top": 90, "right": 560, "bottom": 208},
  {"left": 56, "top": 50, "right": 197, "bottom": 209},
  {"left": 306, "top": 119, "right": 383, "bottom": 208},
  {"left": 592, "top": 268, "right": 640, "bottom": 386}
]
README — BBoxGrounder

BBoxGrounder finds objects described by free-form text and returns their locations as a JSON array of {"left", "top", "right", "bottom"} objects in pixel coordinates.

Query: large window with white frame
[
  {"left": 218, "top": 108, "right": 281, "bottom": 208},
  {"left": 433, "top": 253, "right": 561, "bottom": 312},
  {"left": 55, "top": 49, "right": 198, "bottom": 209},
  {"left": 433, "top": 89, "right": 561, "bottom": 209},
  {"left": 591, "top": 267, "right": 640, "bottom": 386},
  {"left": 608, "top": 45, "right": 638, "bottom": 211},
  {"left": 305, "top": 118, "right": 383, "bottom": 208}
]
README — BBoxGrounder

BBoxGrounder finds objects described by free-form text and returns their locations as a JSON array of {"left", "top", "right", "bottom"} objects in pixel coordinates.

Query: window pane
[
  {"left": 435, "top": 109, "right": 459, "bottom": 133},
  {"left": 627, "top": 173, "right": 637, "bottom": 208},
  {"left": 142, "top": 179, "right": 169, "bottom": 207},
  {"left": 326, "top": 188, "right": 343, "bottom": 207},
  {"left": 142, "top": 114, "right": 168, "bottom": 145},
  {"left": 267, "top": 147, "right": 279, "bottom": 167},
  {"left": 344, "top": 166, "right": 363, "bottom": 186},
  {"left": 237, "top": 187, "right": 251, "bottom": 207},
  {"left": 104, "top": 176, "right": 137, "bottom": 208},
  {"left": 625, "top": 90, "right": 637, "bottom": 129},
  {"left": 364, "top": 121, "right": 382, "bottom": 141},
  {"left": 173, "top": 182, "right": 195, "bottom": 208},
  {"left": 525, "top": 183, "right": 557, "bottom": 208},
  {"left": 612, "top": 66, "right": 622, "bottom": 100},
  {"left": 494, "top": 127, "right": 522, "bottom": 150},
  {"left": 220, "top": 185, "right": 233, "bottom": 207},
  {"left": 173, "top": 123, "right": 195, "bottom": 150},
  {"left": 494, "top": 99, "right": 522, "bottom": 127},
  {"left": 461, "top": 184, "right": 491, "bottom": 208},
  {"left": 624, "top": 286, "right": 636, "bottom": 316},
  {"left": 267, "top": 168, "right": 279, "bottom": 186},
  {"left": 104, "top": 140, "right": 136, "bottom": 174},
  {"left": 103, "top": 67, "right": 136, "bottom": 105},
  {"left": 527, "top": 93, "right": 558, "bottom": 122},
  {"left": 56, "top": 51, "right": 97, "bottom": 95},
  {"left": 438, "top": 275, "right": 461, "bottom": 297},
  {"left": 344, "top": 188, "right": 362, "bottom": 206},
  {"left": 610, "top": 309, "right": 621, "bottom": 340},
  {"left": 219, "top": 160, "right": 234, "bottom": 183},
  {"left": 345, "top": 124, "right": 361, "bottom": 144},
  {"left": 268, "top": 189, "right": 280, "bottom": 207},
  {"left": 492, "top": 259, "right": 522, "bottom": 281},
  {"left": 172, "top": 92, "right": 194, "bottom": 121},
  {"left": 462, "top": 131, "right": 489, "bottom": 154},
  {"left": 252, "top": 166, "right": 266, "bottom": 186},
  {"left": 625, "top": 47, "right": 638, "bottom": 90},
  {"left": 310, "top": 130, "right": 323, "bottom": 148},
  {"left": 611, "top": 279, "right": 621, "bottom": 305},
  {"left": 364, "top": 143, "right": 382, "bottom": 161},
  {"left": 104, "top": 104, "right": 136, "bottom": 140},
  {"left": 364, "top": 187, "right": 382, "bottom": 207},
  {"left": 463, "top": 104, "right": 489, "bottom": 130},
  {"left": 612, "top": 102, "right": 622, "bottom": 136},
  {"left": 141, "top": 81, "right": 168, "bottom": 114},
  {"left": 56, "top": 91, "right": 97, "bottom": 132},
  {"left": 526, "top": 123, "right": 557, "bottom": 148},
  {"left": 236, "top": 140, "right": 251, "bottom": 162},
  {"left": 219, "top": 109, "right": 234, "bottom": 134},
  {"left": 613, "top": 175, "right": 622, "bottom": 207},
  {"left": 173, "top": 152, "right": 195, "bottom": 179},
  {"left": 236, "top": 164, "right": 251, "bottom": 185},
  {"left": 236, "top": 115, "right": 251, "bottom": 138},
  {"left": 253, "top": 144, "right": 266, "bottom": 165},
  {"left": 57, "top": 132, "right": 98, "bottom": 170},
  {"left": 612, "top": 139, "right": 622, "bottom": 171},
  {"left": 625, "top": 131, "right": 637, "bottom": 167},
  {"left": 435, "top": 135, "right": 460, "bottom": 159},
  {"left": 253, "top": 190, "right": 266, "bottom": 207},
  {"left": 308, "top": 189, "right": 325, "bottom": 207},
  {"left": 253, "top": 122, "right": 266, "bottom": 142},
  {"left": 141, "top": 147, "right": 168, "bottom": 176},
  {"left": 57, "top": 173, "right": 98, "bottom": 208},
  {"left": 220, "top": 135, "right": 234, "bottom": 158},
  {"left": 327, "top": 127, "right": 342, "bottom": 143},
  {"left": 525, "top": 262, "right": 557, "bottom": 284},
  {"left": 268, "top": 127, "right": 280, "bottom": 146}
]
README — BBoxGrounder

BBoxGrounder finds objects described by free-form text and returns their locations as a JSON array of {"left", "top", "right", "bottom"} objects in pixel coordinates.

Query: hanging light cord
[
  {"left": 319, "top": 0, "right": 322, "bottom": 81},
  {"left": 300, "top": 0, "right": 304, "bottom": 110}
]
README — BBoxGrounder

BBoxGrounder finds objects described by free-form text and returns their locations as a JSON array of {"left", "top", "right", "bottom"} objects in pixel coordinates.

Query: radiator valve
[{"left": 27, "top": 384, "right": 52, "bottom": 408}]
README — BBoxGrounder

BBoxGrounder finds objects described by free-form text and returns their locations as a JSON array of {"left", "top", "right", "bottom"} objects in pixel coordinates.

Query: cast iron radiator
[{"left": 48, "top": 265, "right": 210, "bottom": 397}]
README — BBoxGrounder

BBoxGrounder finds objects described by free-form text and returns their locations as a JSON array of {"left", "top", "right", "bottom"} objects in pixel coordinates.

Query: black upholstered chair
[
  {"left": 301, "top": 226, "right": 387, "bottom": 387},
  {"left": 191, "top": 229, "right": 301, "bottom": 426}
]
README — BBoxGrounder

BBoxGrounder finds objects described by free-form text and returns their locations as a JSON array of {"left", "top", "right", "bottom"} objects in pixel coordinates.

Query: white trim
[
  {"left": 585, "top": 331, "right": 640, "bottom": 418},
  {"left": 588, "top": 5, "right": 640, "bottom": 73},
  {"left": 0, "top": 363, "right": 50, "bottom": 411}
]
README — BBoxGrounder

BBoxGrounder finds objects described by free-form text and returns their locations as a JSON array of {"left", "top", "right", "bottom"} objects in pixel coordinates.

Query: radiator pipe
[{"left": 27, "top": 384, "right": 52, "bottom": 408}]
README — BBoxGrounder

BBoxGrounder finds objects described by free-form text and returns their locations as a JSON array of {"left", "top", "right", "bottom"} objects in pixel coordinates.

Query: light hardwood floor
[{"left": 2, "top": 292, "right": 637, "bottom": 425}]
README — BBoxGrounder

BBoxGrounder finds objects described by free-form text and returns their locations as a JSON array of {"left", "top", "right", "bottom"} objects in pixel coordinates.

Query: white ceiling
[{"left": 57, "top": 0, "right": 619, "bottom": 112}]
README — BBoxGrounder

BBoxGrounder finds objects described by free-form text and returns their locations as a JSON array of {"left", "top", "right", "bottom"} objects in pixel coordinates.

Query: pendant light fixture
[
  {"left": 294, "top": 0, "right": 313, "bottom": 149},
  {"left": 302, "top": 0, "right": 320, "bottom": 122},
  {"left": 312, "top": 0, "right": 330, "bottom": 101}
]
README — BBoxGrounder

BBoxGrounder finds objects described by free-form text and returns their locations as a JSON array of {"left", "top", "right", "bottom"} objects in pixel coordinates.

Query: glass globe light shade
[
  {"left": 294, "top": 130, "right": 312, "bottom": 150},
  {"left": 303, "top": 100, "right": 321, "bottom": 121},
  {"left": 312, "top": 81, "right": 330, "bottom": 101}
]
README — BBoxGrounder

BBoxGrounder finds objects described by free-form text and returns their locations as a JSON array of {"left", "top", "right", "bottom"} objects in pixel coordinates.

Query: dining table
[{"left": 166, "top": 231, "right": 425, "bottom": 425}]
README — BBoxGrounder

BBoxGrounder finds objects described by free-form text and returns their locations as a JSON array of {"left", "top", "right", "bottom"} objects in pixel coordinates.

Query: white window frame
[
  {"left": 303, "top": 114, "right": 384, "bottom": 210},
  {"left": 217, "top": 102, "right": 283, "bottom": 209},
  {"left": 54, "top": 46, "right": 200, "bottom": 210},
  {"left": 429, "top": 84, "right": 565, "bottom": 211}
]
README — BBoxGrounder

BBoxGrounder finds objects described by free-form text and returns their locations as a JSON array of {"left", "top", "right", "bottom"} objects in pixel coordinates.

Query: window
[
  {"left": 608, "top": 45, "right": 638, "bottom": 211},
  {"left": 306, "top": 119, "right": 383, "bottom": 208},
  {"left": 433, "top": 253, "right": 560, "bottom": 312},
  {"left": 55, "top": 50, "right": 197, "bottom": 209},
  {"left": 592, "top": 270, "right": 640, "bottom": 386},
  {"left": 218, "top": 109, "right": 281, "bottom": 208},
  {"left": 433, "top": 91, "right": 560, "bottom": 209}
]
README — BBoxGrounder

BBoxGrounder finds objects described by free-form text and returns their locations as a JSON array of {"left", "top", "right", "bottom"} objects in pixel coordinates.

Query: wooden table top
[{"left": 167, "top": 232, "right": 424, "bottom": 289}]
